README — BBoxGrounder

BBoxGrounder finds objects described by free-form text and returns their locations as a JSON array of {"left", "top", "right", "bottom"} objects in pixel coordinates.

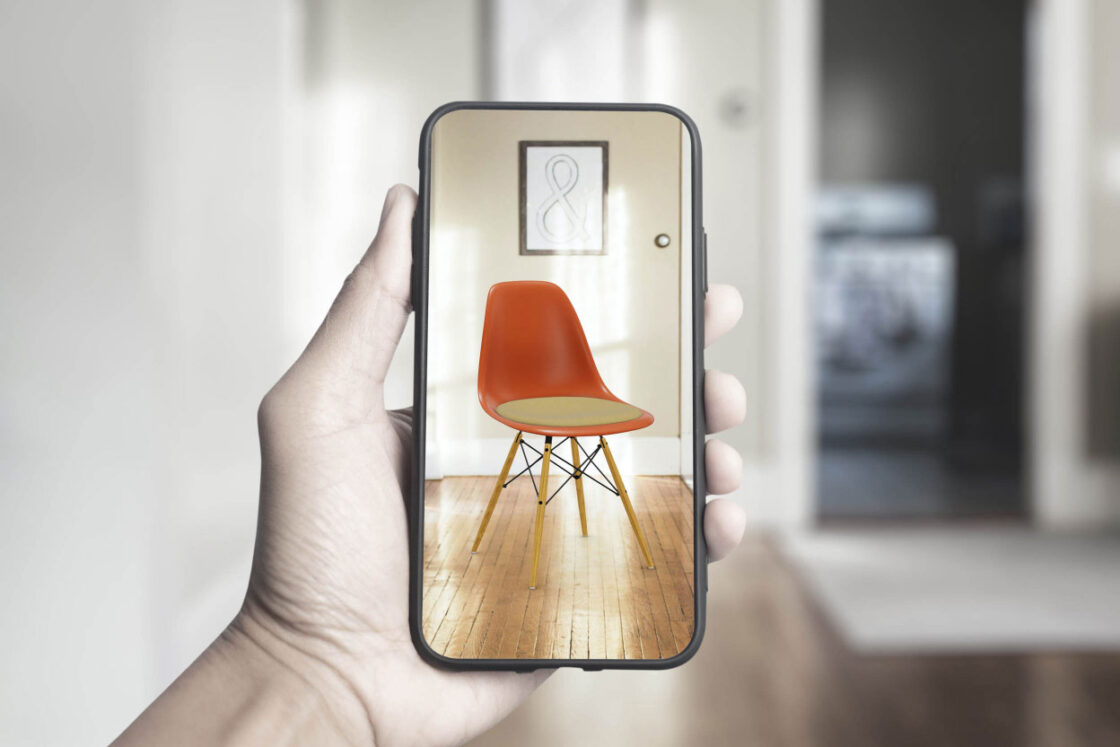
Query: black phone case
[{"left": 409, "top": 101, "right": 707, "bottom": 671}]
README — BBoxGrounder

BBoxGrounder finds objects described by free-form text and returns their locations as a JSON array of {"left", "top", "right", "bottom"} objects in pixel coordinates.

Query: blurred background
[{"left": 2, "top": 0, "right": 1119, "bottom": 744}]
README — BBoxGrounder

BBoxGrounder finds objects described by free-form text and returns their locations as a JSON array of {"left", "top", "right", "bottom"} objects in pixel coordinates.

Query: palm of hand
[{"left": 251, "top": 395, "right": 530, "bottom": 745}]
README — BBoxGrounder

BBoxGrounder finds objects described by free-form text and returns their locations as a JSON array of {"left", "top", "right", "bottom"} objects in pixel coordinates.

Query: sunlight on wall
[
  {"left": 590, "top": 185, "right": 634, "bottom": 408},
  {"left": 283, "top": 82, "right": 412, "bottom": 357},
  {"left": 642, "top": 7, "right": 681, "bottom": 100},
  {"left": 425, "top": 109, "right": 684, "bottom": 475},
  {"left": 1103, "top": 142, "right": 1120, "bottom": 195},
  {"left": 428, "top": 222, "right": 485, "bottom": 442},
  {"left": 491, "top": 0, "right": 630, "bottom": 101}
]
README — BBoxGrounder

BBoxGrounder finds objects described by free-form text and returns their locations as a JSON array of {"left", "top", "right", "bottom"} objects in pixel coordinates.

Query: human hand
[{"left": 115, "top": 185, "right": 748, "bottom": 746}]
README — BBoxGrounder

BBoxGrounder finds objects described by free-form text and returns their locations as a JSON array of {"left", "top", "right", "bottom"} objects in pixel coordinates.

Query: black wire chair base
[{"left": 503, "top": 435, "right": 620, "bottom": 504}]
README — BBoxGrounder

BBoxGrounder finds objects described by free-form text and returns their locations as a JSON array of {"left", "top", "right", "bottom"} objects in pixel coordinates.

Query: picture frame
[{"left": 519, "top": 140, "right": 609, "bottom": 255}]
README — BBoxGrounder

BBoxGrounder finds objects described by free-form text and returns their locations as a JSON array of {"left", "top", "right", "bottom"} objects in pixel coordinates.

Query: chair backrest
[{"left": 478, "top": 281, "right": 612, "bottom": 410}]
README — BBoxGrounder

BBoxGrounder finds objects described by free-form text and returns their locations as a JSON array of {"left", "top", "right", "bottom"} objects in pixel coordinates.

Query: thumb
[{"left": 300, "top": 184, "right": 417, "bottom": 388}]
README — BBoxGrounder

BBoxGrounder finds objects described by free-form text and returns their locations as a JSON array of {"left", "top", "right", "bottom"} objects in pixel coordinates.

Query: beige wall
[{"left": 427, "top": 109, "right": 687, "bottom": 473}]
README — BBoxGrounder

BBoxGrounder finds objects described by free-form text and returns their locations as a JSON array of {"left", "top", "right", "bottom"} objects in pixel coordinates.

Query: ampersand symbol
[{"left": 536, "top": 154, "right": 590, "bottom": 243}]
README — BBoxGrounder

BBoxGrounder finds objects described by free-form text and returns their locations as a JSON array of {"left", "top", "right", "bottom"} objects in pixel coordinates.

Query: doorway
[{"left": 815, "top": 0, "right": 1027, "bottom": 519}]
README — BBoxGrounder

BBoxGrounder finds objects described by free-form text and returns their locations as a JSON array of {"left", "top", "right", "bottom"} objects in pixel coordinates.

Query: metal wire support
[{"left": 502, "top": 435, "right": 620, "bottom": 503}]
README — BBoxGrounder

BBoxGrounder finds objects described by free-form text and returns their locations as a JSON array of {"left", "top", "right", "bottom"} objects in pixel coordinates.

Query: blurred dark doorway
[{"left": 815, "top": 0, "right": 1026, "bottom": 519}]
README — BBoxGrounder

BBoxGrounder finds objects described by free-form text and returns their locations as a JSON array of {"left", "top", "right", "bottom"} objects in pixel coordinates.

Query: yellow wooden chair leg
[
  {"left": 571, "top": 437, "right": 588, "bottom": 536},
  {"left": 600, "top": 437, "right": 655, "bottom": 569},
  {"left": 529, "top": 436, "right": 552, "bottom": 589},
  {"left": 472, "top": 431, "right": 522, "bottom": 553}
]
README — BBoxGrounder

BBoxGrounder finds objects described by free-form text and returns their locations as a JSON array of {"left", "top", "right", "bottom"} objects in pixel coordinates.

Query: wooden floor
[
  {"left": 473, "top": 535, "right": 1120, "bottom": 747},
  {"left": 422, "top": 474, "right": 695, "bottom": 660}
]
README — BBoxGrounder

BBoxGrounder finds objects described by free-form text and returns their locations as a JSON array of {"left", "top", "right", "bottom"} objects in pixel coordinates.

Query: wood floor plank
[
  {"left": 531, "top": 498, "right": 564, "bottom": 659},
  {"left": 601, "top": 509, "right": 626, "bottom": 659},
  {"left": 606, "top": 496, "right": 643, "bottom": 659},
  {"left": 650, "top": 477, "right": 696, "bottom": 636},
  {"left": 634, "top": 479, "right": 683, "bottom": 657},
  {"left": 588, "top": 507, "right": 608, "bottom": 660},
  {"left": 570, "top": 502, "right": 591, "bottom": 660},
  {"left": 423, "top": 477, "right": 487, "bottom": 636},
  {"left": 422, "top": 471, "right": 694, "bottom": 661},
  {"left": 443, "top": 477, "right": 521, "bottom": 658},
  {"left": 552, "top": 500, "right": 576, "bottom": 658}
]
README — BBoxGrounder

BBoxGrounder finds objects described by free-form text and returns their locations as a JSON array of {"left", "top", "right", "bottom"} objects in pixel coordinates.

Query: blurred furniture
[
  {"left": 815, "top": 184, "right": 955, "bottom": 447},
  {"left": 473, "top": 280, "right": 655, "bottom": 589}
]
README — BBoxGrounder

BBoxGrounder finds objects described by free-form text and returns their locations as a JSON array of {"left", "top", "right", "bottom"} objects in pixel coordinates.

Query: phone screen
[{"left": 417, "top": 106, "right": 699, "bottom": 664}]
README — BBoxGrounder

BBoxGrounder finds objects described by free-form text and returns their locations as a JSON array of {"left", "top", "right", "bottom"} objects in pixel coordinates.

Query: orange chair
[{"left": 472, "top": 280, "right": 656, "bottom": 589}]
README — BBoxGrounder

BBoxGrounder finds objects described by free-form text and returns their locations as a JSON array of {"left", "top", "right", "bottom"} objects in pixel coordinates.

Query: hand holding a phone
[{"left": 115, "top": 185, "right": 748, "bottom": 747}]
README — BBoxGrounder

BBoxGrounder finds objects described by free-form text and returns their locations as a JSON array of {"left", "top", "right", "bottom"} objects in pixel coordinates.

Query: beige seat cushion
[{"left": 495, "top": 396, "right": 643, "bottom": 427}]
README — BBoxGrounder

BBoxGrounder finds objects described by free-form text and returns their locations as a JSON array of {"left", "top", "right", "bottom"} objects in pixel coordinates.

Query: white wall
[
  {"left": 0, "top": 0, "right": 479, "bottom": 743},
  {"left": 652, "top": 0, "right": 816, "bottom": 527},
  {"left": 1030, "top": 0, "right": 1120, "bottom": 529},
  {"left": 1, "top": 3, "right": 157, "bottom": 742},
  {"left": 650, "top": 0, "right": 815, "bottom": 526},
  {"left": 751, "top": 0, "right": 817, "bottom": 527},
  {"left": 1, "top": 0, "right": 299, "bottom": 742},
  {"left": 297, "top": 0, "right": 482, "bottom": 410}
]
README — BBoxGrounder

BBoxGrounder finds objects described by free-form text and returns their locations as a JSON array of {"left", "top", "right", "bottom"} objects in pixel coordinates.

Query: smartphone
[{"left": 410, "top": 102, "right": 706, "bottom": 670}]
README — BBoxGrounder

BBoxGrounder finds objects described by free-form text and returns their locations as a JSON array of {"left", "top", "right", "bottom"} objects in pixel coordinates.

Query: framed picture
[{"left": 519, "top": 140, "right": 608, "bottom": 255}]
